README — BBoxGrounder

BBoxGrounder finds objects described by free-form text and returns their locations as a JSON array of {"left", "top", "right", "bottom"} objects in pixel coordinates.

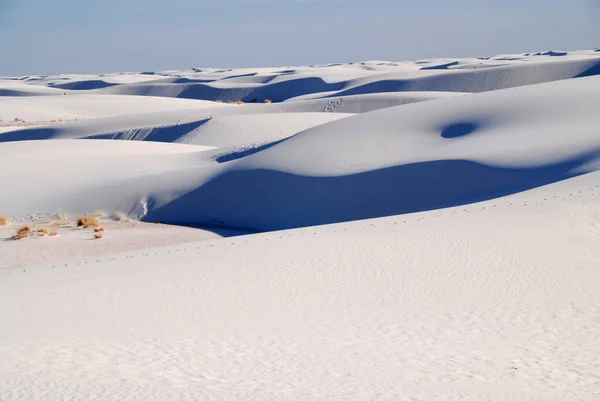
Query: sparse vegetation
[
  {"left": 235, "top": 99, "right": 245, "bottom": 105},
  {"left": 94, "top": 227, "right": 104, "bottom": 232},
  {"left": 38, "top": 228, "right": 49, "bottom": 236},
  {"left": 0, "top": 216, "right": 7, "bottom": 226},
  {"left": 264, "top": 99, "right": 272, "bottom": 103},
  {"left": 94, "top": 233, "right": 103, "bottom": 239},
  {"left": 215, "top": 100, "right": 223, "bottom": 103},
  {"left": 77, "top": 215, "right": 100, "bottom": 228},
  {"left": 50, "top": 231, "right": 58, "bottom": 237},
  {"left": 13, "top": 225, "right": 32, "bottom": 240}
]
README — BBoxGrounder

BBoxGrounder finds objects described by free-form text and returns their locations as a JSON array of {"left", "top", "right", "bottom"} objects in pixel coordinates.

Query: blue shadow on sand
[
  {"left": 441, "top": 122, "right": 479, "bottom": 139},
  {"left": 144, "top": 147, "right": 600, "bottom": 231}
]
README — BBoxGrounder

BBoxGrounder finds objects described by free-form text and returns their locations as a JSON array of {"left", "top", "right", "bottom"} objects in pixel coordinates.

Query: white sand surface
[{"left": 1, "top": 173, "right": 599, "bottom": 400}]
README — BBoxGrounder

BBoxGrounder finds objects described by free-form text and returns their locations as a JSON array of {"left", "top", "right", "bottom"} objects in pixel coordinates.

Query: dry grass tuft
[
  {"left": 94, "top": 227, "right": 104, "bottom": 232},
  {"left": 94, "top": 233, "right": 103, "bottom": 239},
  {"left": 77, "top": 216, "right": 100, "bottom": 228},
  {"left": 264, "top": 99, "right": 272, "bottom": 103},
  {"left": 50, "top": 231, "right": 58, "bottom": 237},
  {"left": 235, "top": 99, "right": 245, "bottom": 105},
  {"left": 0, "top": 216, "right": 7, "bottom": 226},
  {"left": 13, "top": 225, "right": 31, "bottom": 240},
  {"left": 215, "top": 100, "right": 223, "bottom": 103},
  {"left": 38, "top": 227, "right": 50, "bottom": 236}
]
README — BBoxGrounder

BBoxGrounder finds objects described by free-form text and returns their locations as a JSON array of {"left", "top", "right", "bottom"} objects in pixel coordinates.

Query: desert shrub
[
  {"left": 94, "top": 227, "right": 104, "bottom": 232},
  {"left": 38, "top": 228, "right": 49, "bottom": 236},
  {"left": 13, "top": 225, "right": 31, "bottom": 239},
  {"left": 77, "top": 215, "right": 100, "bottom": 228},
  {"left": 0, "top": 216, "right": 7, "bottom": 226}
]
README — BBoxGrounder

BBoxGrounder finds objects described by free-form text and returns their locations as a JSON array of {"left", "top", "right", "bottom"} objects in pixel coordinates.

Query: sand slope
[
  {"left": 0, "top": 94, "right": 226, "bottom": 122},
  {"left": 1, "top": 172, "right": 599, "bottom": 400}
]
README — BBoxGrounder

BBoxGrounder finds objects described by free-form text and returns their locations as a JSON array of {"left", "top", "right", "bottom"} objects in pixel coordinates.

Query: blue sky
[{"left": 0, "top": 0, "right": 598, "bottom": 75}]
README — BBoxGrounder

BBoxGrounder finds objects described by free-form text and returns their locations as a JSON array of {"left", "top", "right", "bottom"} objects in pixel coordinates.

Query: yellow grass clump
[
  {"left": 0, "top": 216, "right": 7, "bottom": 226},
  {"left": 94, "top": 233, "right": 103, "bottom": 239},
  {"left": 264, "top": 99, "right": 272, "bottom": 103},
  {"left": 13, "top": 225, "right": 31, "bottom": 240},
  {"left": 235, "top": 99, "right": 245, "bottom": 105},
  {"left": 94, "top": 227, "right": 104, "bottom": 232},
  {"left": 38, "top": 228, "right": 49, "bottom": 236},
  {"left": 77, "top": 216, "right": 100, "bottom": 228},
  {"left": 50, "top": 231, "right": 58, "bottom": 237}
]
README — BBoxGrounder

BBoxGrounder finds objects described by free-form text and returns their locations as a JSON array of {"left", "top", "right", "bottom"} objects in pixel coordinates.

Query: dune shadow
[
  {"left": 441, "top": 122, "right": 479, "bottom": 138},
  {"left": 219, "top": 73, "right": 258, "bottom": 81},
  {"left": 0, "top": 119, "right": 211, "bottom": 144},
  {"left": 216, "top": 139, "right": 286, "bottom": 163},
  {"left": 0, "top": 127, "right": 58, "bottom": 142},
  {"left": 51, "top": 80, "right": 117, "bottom": 90},
  {"left": 575, "top": 60, "right": 600, "bottom": 78},
  {"left": 170, "top": 223, "right": 259, "bottom": 237},
  {"left": 420, "top": 61, "right": 459, "bottom": 70},
  {"left": 144, "top": 147, "right": 600, "bottom": 231},
  {"left": 141, "top": 77, "right": 215, "bottom": 84},
  {"left": 0, "top": 90, "right": 53, "bottom": 97},
  {"left": 536, "top": 51, "right": 568, "bottom": 57},
  {"left": 93, "top": 119, "right": 209, "bottom": 143},
  {"left": 118, "top": 77, "right": 346, "bottom": 102}
]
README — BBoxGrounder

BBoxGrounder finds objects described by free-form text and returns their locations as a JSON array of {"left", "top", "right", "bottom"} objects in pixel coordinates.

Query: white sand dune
[
  {"left": 0, "top": 111, "right": 351, "bottom": 147},
  {"left": 0, "top": 94, "right": 226, "bottom": 122},
  {"left": 0, "top": 79, "right": 69, "bottom": 97},
  {"left": 5, "top": 50, "right": 598, "bottom": 103},
  {"left": 1, "top": 172, "right": 599, "bottom": 400},
  {"left": 1, "top": 49, "right": 600, "bottom": 400},
  {"left": 91, "top": 54, "right": 600, "bottom": 102},
  {"left": 3, "top": 75, "right": 597, "bottom": 230}
]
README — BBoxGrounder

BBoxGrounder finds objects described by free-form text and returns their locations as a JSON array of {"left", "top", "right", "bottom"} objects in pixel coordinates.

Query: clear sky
[{"left": 0, "top": 0, "right": 598, "bottom": 75}]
